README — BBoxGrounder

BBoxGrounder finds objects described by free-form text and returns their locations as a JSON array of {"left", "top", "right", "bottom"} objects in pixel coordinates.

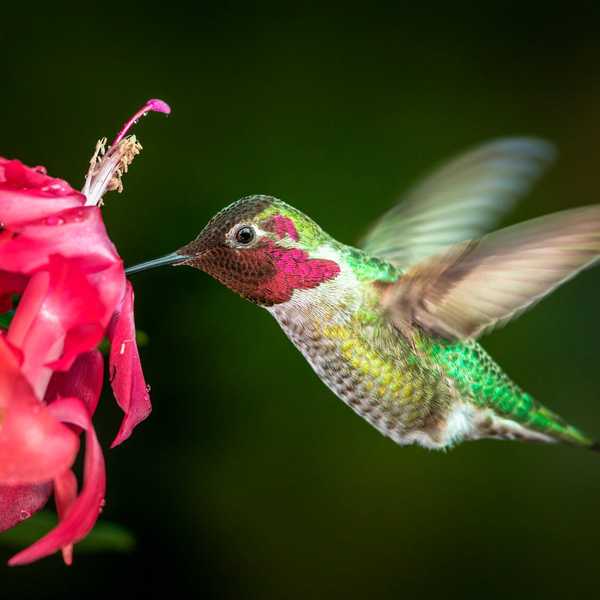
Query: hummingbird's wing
[
  {"left": 360, "top": 138, "right": 555, "bottom": 268},
  {"left": 381, "top": 205, "right": 600, "bottom": 341}
]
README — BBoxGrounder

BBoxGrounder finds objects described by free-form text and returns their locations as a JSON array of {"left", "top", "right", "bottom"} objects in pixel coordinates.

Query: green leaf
[{"left": 0, "top": 511, "right": 135, "bottom": 553}]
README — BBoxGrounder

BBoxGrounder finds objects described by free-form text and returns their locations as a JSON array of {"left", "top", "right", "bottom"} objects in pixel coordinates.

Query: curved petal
[
  {"left": 8, "top": 397, "right": 105, "bottom": 566},
  {"left": 108, "top": 282, "right": 151, "bottom": 446},
  {"left": 0, "top": 206, "right": 120, "bottom": 275},
  {"left": 0, "top": 159, "right": 84, "bottom": 227}
]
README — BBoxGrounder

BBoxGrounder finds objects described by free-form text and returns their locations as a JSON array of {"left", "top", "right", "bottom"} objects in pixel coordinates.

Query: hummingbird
[{"left": 128, "top": 138, "right": 600, "bottom": 452}]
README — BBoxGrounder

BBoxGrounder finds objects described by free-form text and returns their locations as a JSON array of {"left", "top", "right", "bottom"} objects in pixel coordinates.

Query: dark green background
[{"left": 3, "top": 4, "right": 600, "bottom": 598}]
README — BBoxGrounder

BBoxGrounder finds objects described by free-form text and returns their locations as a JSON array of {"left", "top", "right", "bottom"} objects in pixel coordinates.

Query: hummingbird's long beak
[{"left": 125, "top": 252, "right": 189, "bottom": 275}]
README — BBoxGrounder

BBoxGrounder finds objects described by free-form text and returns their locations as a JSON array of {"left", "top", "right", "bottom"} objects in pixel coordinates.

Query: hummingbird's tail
[
  {"left": 536, "top": 417, "right": 600, "bottom": 453},
  {"left": 475, "top": 390, "right": 597, "bottom": 451},
  {"left": 537, "top": 415, "right": 597, "bottom": 451}
]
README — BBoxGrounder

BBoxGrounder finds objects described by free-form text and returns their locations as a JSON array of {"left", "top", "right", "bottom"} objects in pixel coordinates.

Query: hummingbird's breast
[{"left": 265, "top": 250, "right": 459, "bottom": 448}]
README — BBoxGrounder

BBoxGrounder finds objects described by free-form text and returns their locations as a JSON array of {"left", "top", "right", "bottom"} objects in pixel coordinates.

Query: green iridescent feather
[
  {"left": 425, "top": 339, "right": 592, "bottom": 447},
  {"left": 341, "top": 246, "right": 401, "bottom": 282}
]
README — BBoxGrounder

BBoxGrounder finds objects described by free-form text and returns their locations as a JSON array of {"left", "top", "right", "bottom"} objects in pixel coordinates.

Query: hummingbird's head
[{"left": 131, "top": 195, "right": 341, "bottom": 306}]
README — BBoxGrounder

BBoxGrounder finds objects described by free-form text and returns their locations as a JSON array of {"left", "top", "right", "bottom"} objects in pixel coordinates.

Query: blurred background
[{"left": 2, "top": 3, "right": 600, "bottom": 598}]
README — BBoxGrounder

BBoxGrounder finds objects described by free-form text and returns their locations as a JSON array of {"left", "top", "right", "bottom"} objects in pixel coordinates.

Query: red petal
[
  {"left": 0, "top": 482, "right": 52, "bottom": 532},
  {"left": 45, "top": 350, "right": 104, "bottom": 417},
  {"left": 0, "top": 338, "right": 78, "bottom": 485},
  {"left": 108, "top": 282, "right": 151, "bottom": 446},
  {"left": 47, "top": 323, "right": 104, "bottom": 372},
  {"left": 8, "top": 397, "right": 105, "bottom": 566},
  {"left": 0, "top": 206, "right": 120, "bottom": 275},
  {"left": 0, "top": 159, "right": 84, "bottom": 227},
  {"left": 7, "top": 257, "right": 107, "bottom": 397}
]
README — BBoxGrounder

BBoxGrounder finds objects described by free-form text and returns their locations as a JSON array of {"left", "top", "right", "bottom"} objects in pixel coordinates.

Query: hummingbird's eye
[{"left": 235, "top": 226, "right": 255, "bottom": 245}]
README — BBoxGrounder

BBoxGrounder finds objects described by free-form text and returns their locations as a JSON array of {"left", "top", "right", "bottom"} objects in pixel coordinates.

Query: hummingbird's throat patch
[
  {"left": 240, "top": 213, "right": 340, "bottom": 304},
  {"left": 255, "top": 240, "right": 340, "bottom": 304}
]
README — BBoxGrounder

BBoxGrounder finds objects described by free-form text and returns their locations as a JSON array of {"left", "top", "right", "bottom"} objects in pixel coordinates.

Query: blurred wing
[
  {"left": 382, "top": 206, "right": 600, "bottom": 340},
  {"left": 361, "top": 138, "right": 556, "bottom": 268}
]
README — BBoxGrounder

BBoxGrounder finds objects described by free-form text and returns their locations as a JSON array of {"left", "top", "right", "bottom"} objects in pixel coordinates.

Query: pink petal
[
  {"left": 7, "top": 256, "right": 107, "bottom": 398},
  {"left": 9, "top": 396, "right": 105, "bottom": 566},
  {"left": 47, "top": 324, "right": 104, "bottom": 372},
  {"left": 87, "top": 261, "right": 127, "bottom": 329},
  {"left": 0, "top": 159, "right": 84, "bottom": 227},
  {"left": 45, "top": 350, "right": 104, "bottom": 417},
  {"left": 108, "top": 282, "right": 151, "bottom": 447},
  {"left": 0, "top": 206, "right": 120, "bottom": 275},
  {"left": 0, "top": 482, "right": 52, "bottom": 532},
  {"left": 0, "top": 337, "right": 78, "bottom": 485}
]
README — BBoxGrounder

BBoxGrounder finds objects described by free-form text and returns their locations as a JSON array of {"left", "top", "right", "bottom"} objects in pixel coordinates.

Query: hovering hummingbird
[{"left": 128, "top": 138, "right": 600, "bottom": 452}]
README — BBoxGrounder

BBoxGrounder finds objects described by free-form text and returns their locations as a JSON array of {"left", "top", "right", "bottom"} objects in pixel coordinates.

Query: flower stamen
[{"left": 82, "top": 99, "right": 170, "bottom": 207}]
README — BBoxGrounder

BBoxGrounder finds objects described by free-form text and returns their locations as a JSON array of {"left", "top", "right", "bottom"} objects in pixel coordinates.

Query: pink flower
[{"left": 0, "top": 99, "right": 170, "bottom": 565}]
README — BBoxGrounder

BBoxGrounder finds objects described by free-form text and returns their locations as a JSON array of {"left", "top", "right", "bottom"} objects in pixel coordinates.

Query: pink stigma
[{"left": 111, "top": 98, "right": 171, "bottom": 147}]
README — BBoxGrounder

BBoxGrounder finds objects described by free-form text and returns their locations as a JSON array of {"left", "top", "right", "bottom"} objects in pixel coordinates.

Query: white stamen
[{"left": 82, "top": 136, "right": 142, "bottom": 207}]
